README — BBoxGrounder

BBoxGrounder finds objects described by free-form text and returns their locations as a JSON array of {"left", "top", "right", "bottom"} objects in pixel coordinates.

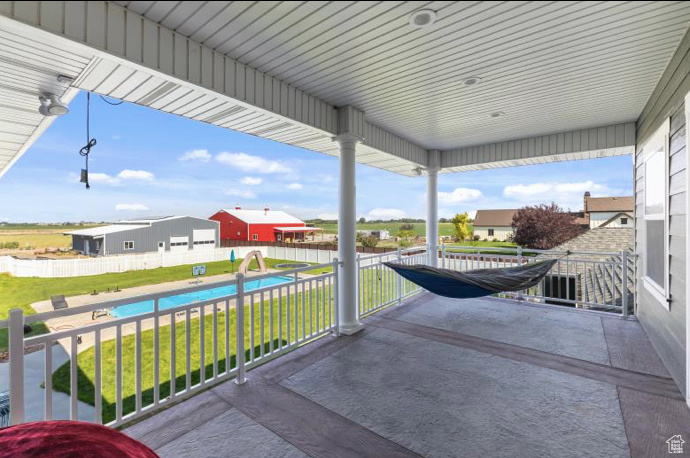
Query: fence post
[
  {"left": 621, "top": 250, "right": 629, "bottom": 317},
  {"left": 516, "top": 246, "right": 524, "bottom": 300},
  {"left": 332, "top": 258, "right": 340, "bottom": 337},
  {"left": 9, "top": 309, "right": 24, "bottom": 425},
  {"left": 234, "top": 274, "right": 246, "bottom": 385},
  {"left": 396, "top": 248, "right": 402, "bottom": 305},
  {"left": 441, "top": 242, "right": 446, "bottom": 269}
]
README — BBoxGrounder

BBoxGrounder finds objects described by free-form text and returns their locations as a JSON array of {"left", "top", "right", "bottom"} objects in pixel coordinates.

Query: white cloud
[
  {"left": 117, "top": 169, "right": 155, "bottom": 181},
  {"left": 503, "top": 180, "right": 620, "bottom": 210},
  {"left": 438, "top": 187, "right": 483, "bottom": 204},
  {"left": 225, "top": 189, "right": 257, "bottom": 199},
  {"left": 88, "top": 172, "right": 119, "bottom": 185},
  {"left": 367, "top": 208, "right": 407, "bottom": 220},
  {"left": 316, "top": 212, "right": 338, "bottom": 220},
  {"left": 115, "top": 203, "right": 149, "bottom": 211},
  {"left": 215, "top": 152, "right": 291, "bottom": 174},
  {"left": 240, "top": 177, "right": 262, "bottom": 186},
  {"left": 286, "top": 182, "right": 303, "bottom": 190},
  {"left": 179, "top": 149, "right": 211, "bottom": 163}
]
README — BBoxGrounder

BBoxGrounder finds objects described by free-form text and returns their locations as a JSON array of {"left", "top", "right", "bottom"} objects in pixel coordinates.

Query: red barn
[{"left": 210, "top": 207, "right": 320, "bottom": 242}]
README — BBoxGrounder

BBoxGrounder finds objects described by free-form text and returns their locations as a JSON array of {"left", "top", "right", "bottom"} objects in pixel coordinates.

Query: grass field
[
  {"left": 0, "top": 257, "right": 330, "bottom": 350},
  {"left": 0, "top": 232, "right": 72, "bottom": 249},
  {"left": 317, "top": 222, "right": 458, "bottom": 237}
]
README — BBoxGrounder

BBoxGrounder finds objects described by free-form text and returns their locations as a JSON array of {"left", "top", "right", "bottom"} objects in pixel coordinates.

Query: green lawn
[
  {"left": 316, "top": 222, "right": 458, "bottom": 237},
  {"left": 0, "top": 257, "right": 330, "bottom": 350},
  {"left": 50, "top": 267, "right": 412, "bottom": 424}
]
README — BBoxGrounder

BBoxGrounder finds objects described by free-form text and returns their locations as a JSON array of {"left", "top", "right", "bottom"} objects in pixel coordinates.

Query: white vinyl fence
[{"left": 0, "top": 246, "right": 344, "bottom": 278}]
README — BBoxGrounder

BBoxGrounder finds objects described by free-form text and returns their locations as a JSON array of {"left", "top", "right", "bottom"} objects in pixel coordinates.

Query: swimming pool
[{"left": 110, "top": 276, "right": 293, "bottom": 318}]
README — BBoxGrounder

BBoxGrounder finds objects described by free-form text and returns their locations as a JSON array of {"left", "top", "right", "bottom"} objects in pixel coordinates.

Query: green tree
[
  {"left": 358, "top": 217, "right": 366, "bottom": 224},
  {"left": 451, "top": 213, "right": 471, "bottom": 241},
  {"left": 360, "top": 234, "right": 379, "bottom": 248}
]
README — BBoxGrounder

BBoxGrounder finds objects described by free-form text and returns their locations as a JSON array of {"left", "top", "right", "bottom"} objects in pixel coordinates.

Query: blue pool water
[{"left": 110, "top": 276, "right": 293, "bottom": 318}]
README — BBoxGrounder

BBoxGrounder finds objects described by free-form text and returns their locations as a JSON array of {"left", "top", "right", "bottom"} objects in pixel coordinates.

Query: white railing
[
  {"left": 3, "top": 260, "right": 339, "bottom": 427},
  {"left": 357, "top": 247, "right": 428, "bottom": 317},
  {"left": 440, "top": 245, "right": 635, "bottom": 316}
]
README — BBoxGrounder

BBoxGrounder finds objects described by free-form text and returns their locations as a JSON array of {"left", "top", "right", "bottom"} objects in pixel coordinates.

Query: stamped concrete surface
[
  {"left": 281, "top": 327, "right": 630, "bottom": 458},
  {"left": 395, "top": 296, "right": 611, "bottom": 365}
]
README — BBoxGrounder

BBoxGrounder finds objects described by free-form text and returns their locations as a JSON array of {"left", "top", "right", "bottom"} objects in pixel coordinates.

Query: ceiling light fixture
[
  {"left": 409, "top": 9, "right": 437, "bottom": 28},
  {"left": 462, "top": 76, "right": 482, "bottom": 86},
  {"left": 490, "top": 111, "right": 505, "bottom": 118},
  {"left": 38, "top": 93, "right": 69, "bottom": 116}
]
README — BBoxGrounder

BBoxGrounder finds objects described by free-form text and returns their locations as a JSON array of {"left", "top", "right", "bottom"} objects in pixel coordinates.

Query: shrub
[
  {"left": 473, "top": 235, "right": 480, "bottom": 241},
  {"left": 360, "top": 234, "right": 379, "bottom": 248}
]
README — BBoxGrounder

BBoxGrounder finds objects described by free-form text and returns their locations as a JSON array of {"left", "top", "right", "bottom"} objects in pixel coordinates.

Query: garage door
[
  {"left": 193, "top": 229, "right": 216, "bottom": 250},
  {"left": 170, "top": 236, "right": 189, "bottom": 252}
]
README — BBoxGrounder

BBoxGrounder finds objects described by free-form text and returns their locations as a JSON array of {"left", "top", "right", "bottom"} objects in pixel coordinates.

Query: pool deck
[
  {"left": 125, "top": 293, "right": 690, "bottom": 458},
  {"left": 30, "top": 268, "right": 306, "bottom": 354}
]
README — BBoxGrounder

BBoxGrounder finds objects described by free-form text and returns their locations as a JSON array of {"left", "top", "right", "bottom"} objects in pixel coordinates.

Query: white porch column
[
  {"left": 426, "top": 150, "right": 441, "bottom": 267},
  {"left": 335, "top": 106, "right": 365, "bottom": 335}
]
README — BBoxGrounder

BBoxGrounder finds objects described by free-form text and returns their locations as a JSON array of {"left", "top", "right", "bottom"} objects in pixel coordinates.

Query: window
[
  {"left": 193, "top": 240, "right": 214, "bottom": 245},
  {"left": 488, "top": 229, "right": 494, "bottom": 237},
  {"left": 620, "top": 217, "right": 628, "bottom": 225},
  {"left": 124, "top": 241, "right": 134, "bottom": 250},
  {"left": 642, "top": 119, "right": 669, "bottom": 308},
  {"left": 252, "top": 234, "right": 258, "bottom": 241}
]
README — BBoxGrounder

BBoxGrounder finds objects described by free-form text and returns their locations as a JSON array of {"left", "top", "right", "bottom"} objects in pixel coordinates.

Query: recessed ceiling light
[
  {"left": 490, "top": 111, "right": 505, "bottom": 118},
  {"left": 409, "top": 9, "right": 437, "bottom": 28},
  {"left": 462, "top": 76, "right": 482, "bottom": 86}
]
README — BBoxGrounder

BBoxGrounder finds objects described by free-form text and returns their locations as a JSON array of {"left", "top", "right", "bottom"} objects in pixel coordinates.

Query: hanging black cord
[
  {"left": 79, "top": 92, "right": 97, "bottom": 189},
  {"left": 99, "top": 94, "right": 124, "bottom": 105}
]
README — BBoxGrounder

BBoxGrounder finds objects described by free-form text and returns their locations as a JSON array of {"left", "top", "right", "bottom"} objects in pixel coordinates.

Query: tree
[
  {"left": 358, "top": 217, "right": 366, "bottom": 224},
  {"left": 360, "top": 234, "right": 379, "bottom": 248},
  {"left": 451, "top": 212, "right": 471, "bottom": 241},
  {"left": 511, "top": 203, "right": 586, "bottom": 249},
  {"left": 399, "top": 223, "right": 415, "bottom": 232}
]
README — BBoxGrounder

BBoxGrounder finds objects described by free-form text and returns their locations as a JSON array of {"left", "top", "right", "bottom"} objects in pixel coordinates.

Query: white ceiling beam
[{"left": 440, "top": 122, "right": 636, "bottom": 173}]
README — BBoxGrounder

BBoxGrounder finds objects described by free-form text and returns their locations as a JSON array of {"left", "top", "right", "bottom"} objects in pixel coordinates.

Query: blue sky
[{"left": 0, "top": 92, "right": 633, "bottom": 223}]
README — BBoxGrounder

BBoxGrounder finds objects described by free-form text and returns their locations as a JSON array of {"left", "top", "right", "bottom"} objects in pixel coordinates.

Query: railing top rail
[{"left": 444, "top": 245, "right": 636, "bottom": 258}]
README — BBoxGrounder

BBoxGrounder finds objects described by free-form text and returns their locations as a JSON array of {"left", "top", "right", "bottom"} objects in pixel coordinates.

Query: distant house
[
  {"left": 473, "top": 209, "right": 517, "bottom": 241},
  {"left": 210, "top": 207, "right": 322, "bottom": 242},
  {"left": 67, "top": 216, "right": 219, "bottom": 256},
  {"left": 583, "top": 192, "right": 633, "bottom": 228},
  {"left": 357, "top": 229, "right": 391, "bottom": 240}
]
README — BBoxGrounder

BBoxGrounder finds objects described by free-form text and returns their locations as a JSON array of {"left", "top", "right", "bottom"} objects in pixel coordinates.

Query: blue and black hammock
[{"left": 384, "top": 259, "right": 558, "bottom": 299}]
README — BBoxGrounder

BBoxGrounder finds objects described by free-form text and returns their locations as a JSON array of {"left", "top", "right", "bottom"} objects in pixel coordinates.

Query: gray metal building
[{"left": 67, "top": 216, "right": 219, "bottom": 256}]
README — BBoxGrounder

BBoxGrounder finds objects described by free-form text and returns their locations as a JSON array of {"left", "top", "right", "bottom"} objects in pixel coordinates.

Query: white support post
[
  {"left": 621, "top": 250, "right": 629, "bottom": 317},
  {"left": 235, "top": 274, "right": 246, "bottom": 385},
  {"left": 9, "top": 308, "right": 25, "bottom": 425},
  {"left": 335, "top": 131, "right": 363, "bottom": 335},
  {"left": 396, "top": 248, "right": 402, "bottom": 304},
  {"left": 332, "top": 257, "right": 340, "bottom": 337},
  {"left": 426, "top": 150, "right": 440, "bottom": 267}
]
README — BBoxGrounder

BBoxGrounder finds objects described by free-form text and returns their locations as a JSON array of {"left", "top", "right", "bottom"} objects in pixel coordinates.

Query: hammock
[{"left": 384, "top": 259, "right": 558, "bottom": 299}]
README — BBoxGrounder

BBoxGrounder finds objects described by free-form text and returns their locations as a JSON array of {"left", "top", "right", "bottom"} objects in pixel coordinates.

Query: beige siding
[
  {"left": 474, "top": 227, "right": 514, "bottom": 242},
  {"left": 590, "top": 212, "right": 633, "bottom": 228},
  {"left": 636, "top": 97, "right": 687, "bottom": 396}
]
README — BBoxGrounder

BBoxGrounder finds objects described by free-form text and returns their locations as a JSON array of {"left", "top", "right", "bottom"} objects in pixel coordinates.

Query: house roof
[
  {"left": 549, "top": 227, "right": 633, "bottom": 254},
  {"left": 221, "top": 209, "right": 304, "bottom": 225},
  {"left": 585, "top": 196, "right": 634, "bottom": 213},
  {"left": 473, "top": 209, "right": 517, "bottom": 227},
  {"left": 66, "top": 225, "right": 149, "bottom": 237}
]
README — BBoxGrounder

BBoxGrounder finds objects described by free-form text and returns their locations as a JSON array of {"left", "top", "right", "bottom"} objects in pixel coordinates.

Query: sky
[{"left": 0, "top": 92, "right": 633, "bottom": 223}]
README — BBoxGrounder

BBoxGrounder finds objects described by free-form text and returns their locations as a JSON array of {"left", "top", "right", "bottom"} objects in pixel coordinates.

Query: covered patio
[
  {"left": 124, "top": 293, "right": 689, "bottom": 458},
  {"left": 1, "top": 1, "right": 690, "bottom": 457}
]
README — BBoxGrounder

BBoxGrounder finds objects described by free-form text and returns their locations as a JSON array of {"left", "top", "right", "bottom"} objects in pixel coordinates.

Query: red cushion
[{"left": 0, "top": 421, "right": 158, "bottom": 458}]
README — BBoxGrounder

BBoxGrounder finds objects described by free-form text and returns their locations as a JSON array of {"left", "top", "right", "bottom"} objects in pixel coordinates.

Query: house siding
[
  {"left": 589, "top": 212, "right": 633, "bottom": 228},
  {"left": 636, "top": 101, "right": 687, "bottom": 396},
  {"left": 474, "top": 227, "right": 513, "bottom": 242}
]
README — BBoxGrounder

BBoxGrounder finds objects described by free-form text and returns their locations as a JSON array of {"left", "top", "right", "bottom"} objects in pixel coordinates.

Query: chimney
[
  {"left": 264, "top": 205, "right": 270, "bottom": 215},
  {"left": 583, "top": 192, "right": 590, "bottom": 213},
  {"left": 235, "top": 202, "right": 241, "bottom": 210}
]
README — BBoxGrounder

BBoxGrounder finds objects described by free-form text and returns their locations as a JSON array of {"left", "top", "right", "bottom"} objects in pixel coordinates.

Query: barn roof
[{"left": 222, "top": 209, "right": 304, "bottom": 225}]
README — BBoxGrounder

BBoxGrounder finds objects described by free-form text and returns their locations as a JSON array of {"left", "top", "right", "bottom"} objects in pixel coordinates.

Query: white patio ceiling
[{"left": 1, "top": 1, "right": 689, "bottom": 178}]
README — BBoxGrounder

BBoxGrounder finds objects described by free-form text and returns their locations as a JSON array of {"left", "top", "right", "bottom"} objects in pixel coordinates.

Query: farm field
[
  {"left": 314, "top": 222, "right": 459, "bottom": 237},
  {"left": 0, "top": 232, "right": 72, "bottom": 249}
]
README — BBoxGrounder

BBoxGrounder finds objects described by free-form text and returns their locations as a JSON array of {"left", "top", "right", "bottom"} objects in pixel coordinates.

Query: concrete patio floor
[{"left": 124, "top": 293, "right": 690, "bottom": 458}]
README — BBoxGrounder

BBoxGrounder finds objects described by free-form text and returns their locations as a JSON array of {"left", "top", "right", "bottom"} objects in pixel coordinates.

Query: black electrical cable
[
  {"left": 79, "top": 92, "right": 97, "bottom": 189},
  {"left": 99, "top": 94, "right": 124, "bottom": 105}
]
